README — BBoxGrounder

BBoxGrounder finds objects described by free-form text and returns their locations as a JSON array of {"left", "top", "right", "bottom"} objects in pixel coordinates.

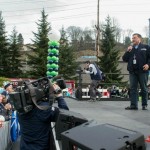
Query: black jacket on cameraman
[
  {"left": 18, "top": 96, "right": 69, "bottom": 150},
  {"left": 122, "top": 43, "right": 150, "bottom": 73}
]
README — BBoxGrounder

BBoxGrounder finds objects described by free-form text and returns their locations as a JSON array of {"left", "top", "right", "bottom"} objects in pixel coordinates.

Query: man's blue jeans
[
  {"left": 129, "top": 72, "right": 148, "bottom": 107},
  {"left": 89, "top": 80, "right": 99, "bottom": 100}
]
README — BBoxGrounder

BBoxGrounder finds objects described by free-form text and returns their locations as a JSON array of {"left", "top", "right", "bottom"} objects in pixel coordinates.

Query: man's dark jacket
[
  {"left": 18, "top": 96, "right": 69, "bottom": 150},
  {"left": 122, "top": 43, "right": 150, "bottom": 73}
]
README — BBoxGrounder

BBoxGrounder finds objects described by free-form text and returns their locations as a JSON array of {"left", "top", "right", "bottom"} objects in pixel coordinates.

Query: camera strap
[
  {"left": 32, "top": 97, "right": 50, "bottom": 110},
  {"left": 27, "top": 83, "right": 51, "bottom": 110}
]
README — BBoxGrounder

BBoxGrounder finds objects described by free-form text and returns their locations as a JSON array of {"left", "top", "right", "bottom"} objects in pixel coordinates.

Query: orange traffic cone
[{"left": 145, "top": 136, "right": 150, "bottom": 142}]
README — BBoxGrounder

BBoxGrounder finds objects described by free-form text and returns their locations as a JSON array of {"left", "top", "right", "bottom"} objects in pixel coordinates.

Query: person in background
[
  {"left": 0, "top": 121, "right": 3, "bottom": 128},
  {"left": 121, "top": 87, "right": 128, "bottom": 98},
  {"left": 84, "top": 60, "right": 102, "bottom": 101},
  {"left": 122, "top": 33, "right": 150, "bottom": 110},
  {"left": 2, "top": 81, "right": 14, "bottom": 103},
  {"left": 0, "top": 115, "right": 5, "bottom": 128},
  {"left": 0, "top": 89, "right": 11, "bottom": 121},
  {"left": 2, "top": 82, "right": 14, "bottom": 108}
]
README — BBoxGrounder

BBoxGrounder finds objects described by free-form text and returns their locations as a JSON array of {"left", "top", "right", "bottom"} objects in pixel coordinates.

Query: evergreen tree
[
  {"left": 98, "top": 16, "right": 123, "bottom": 84},
  {"left": 27, "top": 9, "right": 51, "bottom": 78},
  {"left": 0, "top": 11, "right": 10, "bottom": 77},
  {"left": 18, "top": 33, "right": 24, "bottom": 46},
  {"left": 8, "top": 27, "right": 23, "bottom": 77},
  {"left": 124, "top": 36, "right": 131, "bottom": 46},
  {"left": 59, "top": 27, "right": 78, "bottom": 80}
]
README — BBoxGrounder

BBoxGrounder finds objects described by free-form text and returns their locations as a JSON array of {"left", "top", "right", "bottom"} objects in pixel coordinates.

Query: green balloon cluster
[
  {"left": 47, "top": 41, "right": 60, "bottom": 78},
  {"left": 48, "top": 48, "right": 59, "bottom": 54},
  {"left": 47, "top": 56, "right": 59, "bottom": 61}
]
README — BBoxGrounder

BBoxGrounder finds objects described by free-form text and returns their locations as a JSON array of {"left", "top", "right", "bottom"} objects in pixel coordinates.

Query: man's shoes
[
  {"left": 125, "top": 106, "right": 138, "bottom": 110},
  {"left": 142, "top": 106, "right": 148, "bottom": 110},
  {"left": 88, "top": 98, "right": 96, "bottom": 102},
  {"left": 88, "top": 99, "right": 93, "bottom": 102},
  {"left": 92, "top": 98, "right": 96, "bottom": 102}
]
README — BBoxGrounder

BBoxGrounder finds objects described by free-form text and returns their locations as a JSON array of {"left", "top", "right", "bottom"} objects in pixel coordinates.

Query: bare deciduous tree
[
  {"left": 143, "top": 26, "right": 149, "bottom": 38},
  {"left": 66, "top": 26, "right": 83, "bottom": 41},
  {"left": 112, "top": 17, "right": 122, "bottom": 43}
]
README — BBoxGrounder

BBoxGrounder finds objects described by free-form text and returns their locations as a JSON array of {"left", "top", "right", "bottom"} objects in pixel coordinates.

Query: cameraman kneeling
[{"left": 18, "top": 83, "right": 69, "bottom": 150}]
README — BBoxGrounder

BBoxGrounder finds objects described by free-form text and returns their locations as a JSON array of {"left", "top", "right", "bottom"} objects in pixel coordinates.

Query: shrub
[{"left": 0, "top": 77, "right": 11, "bottom": 87}]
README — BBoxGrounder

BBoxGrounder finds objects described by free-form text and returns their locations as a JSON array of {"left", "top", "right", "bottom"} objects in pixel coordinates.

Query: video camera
[
  {"left": 76, "top": 66, "right": 83, "bottom": 74},
  {"left": 9, "top": 76, "right": 66, "bottom": 114}
]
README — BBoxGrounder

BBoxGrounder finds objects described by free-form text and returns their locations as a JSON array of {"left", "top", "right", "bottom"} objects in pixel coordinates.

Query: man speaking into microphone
[{"left": 122, "top": 33, "right": 150, "bottom": 110}]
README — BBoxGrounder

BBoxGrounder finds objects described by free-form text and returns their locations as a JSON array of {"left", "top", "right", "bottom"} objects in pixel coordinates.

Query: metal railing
[{"left": 0, "top": 121, "right": 11, "bottom": 150}]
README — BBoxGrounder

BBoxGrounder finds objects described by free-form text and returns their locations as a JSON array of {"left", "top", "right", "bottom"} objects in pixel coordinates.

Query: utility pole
[
  {"left": 95, "top": 0, "right": 100, "bottom": 62},
  {"left": 148, "top": 18, "right": 150, "bottom": 45}
]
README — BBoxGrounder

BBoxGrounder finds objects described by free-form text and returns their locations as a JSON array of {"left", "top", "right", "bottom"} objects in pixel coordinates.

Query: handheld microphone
[{"left": 127, "top": 43, "right": 133, "bottom": 52}]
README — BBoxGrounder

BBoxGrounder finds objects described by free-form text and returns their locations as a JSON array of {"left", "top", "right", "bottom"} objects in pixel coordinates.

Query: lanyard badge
[{"left": 133, "top": 54, "right": 136, "bottom": 64}]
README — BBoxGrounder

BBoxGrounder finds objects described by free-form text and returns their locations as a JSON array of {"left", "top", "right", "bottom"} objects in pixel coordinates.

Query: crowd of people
[
  {"left": 0, "top": 82, "right": 14, "bottom": 128},
  {"left": 106, "top": 85, "right": 129, "bottom": 98}
]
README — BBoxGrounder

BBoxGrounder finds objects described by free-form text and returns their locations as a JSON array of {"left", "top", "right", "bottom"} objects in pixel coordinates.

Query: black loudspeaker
[
  {"left": 55, "top": 109, "right": 88, "bottom": 140},
  {"left": 61, "top": 120, "right": 146, "bottom": 150}
]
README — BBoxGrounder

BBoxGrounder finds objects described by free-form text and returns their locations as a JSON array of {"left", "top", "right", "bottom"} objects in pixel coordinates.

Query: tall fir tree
[
  {"left": 59, "top": 27, "right": 78, "bottom": 80},
  {"left": 98, "top": 16, "right": 123, "bottom": 83},
  {"left": 8, "top": 27, "right": 23, "bottom": 77},
  {"left": 0, "top": 11, "right": 10, "bottom": 77},
  {"left": 18, "top": 33, "right": 24, "bottom": 46},
  {"left": 124, "top": 36, "right": 131, "bottom": 46},
  {"left": 27, "top": 9, "right": 51, "bottom": 78}
]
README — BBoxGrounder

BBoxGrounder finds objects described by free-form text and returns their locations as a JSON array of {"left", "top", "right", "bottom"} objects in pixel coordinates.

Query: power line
[
  {"left": 0, "top": 0, "right": 94, "bottom": 5},
  {"left": 5, "top": 9, "right": 150, "bottom": 27},
  {"left": 6, "top": 12, "right": 97, "bottom": 26},
  {"left": 0, "top": 0, "right": 95, "bottom": 8},
  {"left": 0, "top": 0, "right": 149, "bottom": 5},
  {"left": 1, "top": 2, "right": 150, "bottom": 20},
  {"left": 1, "top": 0, "right": 150, "bottom": 13},
  {"left": 0, "top": 0, "right": 123, "bottom": 4},
  {"left": 3, "top": 5, "right": 96, "bottom": 18},
  {"left": 0, "top": 0, "right": 150, "bottom": 7},
  {"left": 1, "top": 2, "right": 150, "bottom": 23},
  {"left": 0, "top": 0, "right": 49, "bottom": 4},
  {"left": 1, "top": 1, "right": 149, "bottom": 33}
]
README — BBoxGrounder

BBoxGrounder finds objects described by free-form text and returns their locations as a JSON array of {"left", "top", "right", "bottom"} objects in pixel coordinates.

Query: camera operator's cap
[{"left": 3, "top": 81, "right": 12, "bottom": 89}]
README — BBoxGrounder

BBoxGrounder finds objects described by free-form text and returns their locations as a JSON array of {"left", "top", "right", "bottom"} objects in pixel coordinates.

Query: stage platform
[
  {"left": 61, "top": 98, "right": 150, "bottom": 149},
  {"left": 64, "top": 98, "right": 150, "bottom": 136}
]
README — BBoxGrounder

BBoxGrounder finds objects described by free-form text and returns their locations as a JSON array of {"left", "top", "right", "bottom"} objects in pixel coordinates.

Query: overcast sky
[{"left": 0, "top": 0, "right": 150, "bottom": 44}]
